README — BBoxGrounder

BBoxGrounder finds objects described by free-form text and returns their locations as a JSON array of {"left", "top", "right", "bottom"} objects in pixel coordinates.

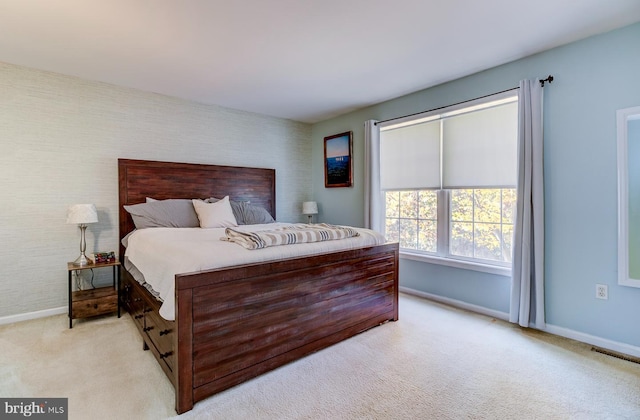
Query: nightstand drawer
[{"left": 71, "top": 287, "right": 118, "bottom": 319}]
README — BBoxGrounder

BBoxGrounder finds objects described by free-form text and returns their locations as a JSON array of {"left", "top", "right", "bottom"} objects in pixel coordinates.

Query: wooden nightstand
[{"left": 67, "top": 260, "right": 121, "bottom": 328}]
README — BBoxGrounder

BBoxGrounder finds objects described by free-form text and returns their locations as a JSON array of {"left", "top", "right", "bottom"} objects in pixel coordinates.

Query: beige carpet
[{"left": 1, "top": 294, "right": 639, "bottom": 419}]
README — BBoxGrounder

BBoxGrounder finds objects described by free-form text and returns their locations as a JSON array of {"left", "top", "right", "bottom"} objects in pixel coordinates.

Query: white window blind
[
  {"left": 380, "top": 94, "right": 517, "bottom": 190},
  {"left": 380, "top": 119, "right": 440, "bottom": 190},
  {"left": 443, "top": 102, "right": 518, "bottom": 188}
]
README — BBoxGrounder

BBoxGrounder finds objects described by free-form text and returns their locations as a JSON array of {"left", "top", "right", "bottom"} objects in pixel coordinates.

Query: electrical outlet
[{"left": 596, "top": 284, "right": 608, "bottom": 300}]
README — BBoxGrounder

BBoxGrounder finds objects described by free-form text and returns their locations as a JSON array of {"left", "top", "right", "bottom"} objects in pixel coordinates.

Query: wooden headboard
[{"left": 118, "top": 159, "right": 276, "bottom": 258}]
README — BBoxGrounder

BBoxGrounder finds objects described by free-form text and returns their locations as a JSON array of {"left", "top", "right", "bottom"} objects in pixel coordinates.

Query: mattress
[{"left": 124, "top": 223, "right": 386, "bottom": 320}]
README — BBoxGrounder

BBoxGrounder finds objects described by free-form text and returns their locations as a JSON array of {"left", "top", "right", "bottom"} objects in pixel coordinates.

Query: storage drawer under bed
[{"left": 120, "top": 271, "right": 176, "bottom": 376}]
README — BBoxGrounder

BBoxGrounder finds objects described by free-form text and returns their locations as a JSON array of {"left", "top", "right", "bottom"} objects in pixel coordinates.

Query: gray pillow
[
  {"left": 239, "top": 201, "right": 275, "bottom": 224},
  {"left": 124, "top": 199, "right": 200, "bottom": 229},
  {"left": 205, "top": 197, "right": 274, "bottom": 225}
]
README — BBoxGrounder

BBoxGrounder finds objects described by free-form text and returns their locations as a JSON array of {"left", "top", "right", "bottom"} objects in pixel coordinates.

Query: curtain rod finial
[{"left": 540, "top": 75, "right": 554, "bottom": 87}]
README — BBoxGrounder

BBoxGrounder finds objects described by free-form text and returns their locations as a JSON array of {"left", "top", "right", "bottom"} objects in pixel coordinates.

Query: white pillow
[{"left": 192, "top": 197, "right": 238, "bottom": 228}]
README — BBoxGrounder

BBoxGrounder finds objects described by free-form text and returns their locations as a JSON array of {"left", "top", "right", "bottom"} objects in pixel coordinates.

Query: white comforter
[{"left": 124, "top": 223, "right": 386, "bottom": 320}]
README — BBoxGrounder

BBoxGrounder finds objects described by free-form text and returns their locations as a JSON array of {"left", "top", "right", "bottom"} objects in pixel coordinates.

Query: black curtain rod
[{"left": 375, "top": 75, "right": 554, "bottom": 126}]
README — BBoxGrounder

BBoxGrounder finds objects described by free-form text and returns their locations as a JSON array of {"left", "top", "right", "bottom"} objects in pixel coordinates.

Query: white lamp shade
[
  {"left": 302, "top": 201, "right": 318, "bottom": 215},
  {"left": 66, "top": 204, "right": 98, "bottom": 224}
]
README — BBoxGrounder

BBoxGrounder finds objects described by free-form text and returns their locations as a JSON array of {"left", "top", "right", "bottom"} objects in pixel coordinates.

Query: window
[
  {"left": 385, "top": 190, "right": 438, "bottom": 252},
  {"left": 449, "top": 188, "right": 515, "bottom": 264},
  {"left": 379, "top": 92, "right": 518, "bottom": 270}
]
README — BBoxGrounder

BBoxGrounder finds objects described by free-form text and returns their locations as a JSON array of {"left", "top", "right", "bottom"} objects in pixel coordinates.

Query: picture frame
[{"left": 324, "top": 131, "right": 353, "bottom": 188}]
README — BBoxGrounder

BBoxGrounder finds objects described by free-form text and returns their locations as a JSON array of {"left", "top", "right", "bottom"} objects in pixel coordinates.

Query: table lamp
[
  {"left": 302, "top": 201, "right": 318, "bottom": 223},
  {"left": 67, "top": 204, "right": 98, "bottom": 266}
]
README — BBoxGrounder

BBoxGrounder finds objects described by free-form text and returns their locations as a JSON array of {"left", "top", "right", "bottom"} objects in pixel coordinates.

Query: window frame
[{"left": 384, "top": 188, "right": 513, "bottom": 277}]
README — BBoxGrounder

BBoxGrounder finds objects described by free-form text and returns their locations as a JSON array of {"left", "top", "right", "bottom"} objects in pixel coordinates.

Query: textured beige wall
[{"left": 0, "top": 61, "right": 312, "bottom": 319}]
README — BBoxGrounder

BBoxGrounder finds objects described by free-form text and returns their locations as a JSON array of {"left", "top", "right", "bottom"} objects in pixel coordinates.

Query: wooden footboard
[{"left": 175, "top": 242, "right": 398, "bottom": 413}]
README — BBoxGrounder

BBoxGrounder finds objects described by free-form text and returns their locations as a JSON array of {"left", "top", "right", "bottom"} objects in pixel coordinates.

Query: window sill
[{"left": 399, "top": 251, "right": 512, "bottom": 277}]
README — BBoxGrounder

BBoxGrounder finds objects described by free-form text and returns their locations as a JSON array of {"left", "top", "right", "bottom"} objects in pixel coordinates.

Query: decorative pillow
[
  {"left": 205, "top": 197, "right": 246, "bottom": 224},
  {"left": 239, "top": 202, "right": 275, "bottom": 224},
  {"left": 192, "top": 197, "right": 238, "bottom": 228},
  {"left": 205, "top": 197, "right": 275, "bottom": 225},
  {"left": 124, "top": 199, "right": 199, "bottom": 229}
]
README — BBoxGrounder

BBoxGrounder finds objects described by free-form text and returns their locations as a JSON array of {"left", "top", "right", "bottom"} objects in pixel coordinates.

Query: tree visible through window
[
  {"left": 450, "top": 188, "right": 515, "bottom": 263},
  {"left": 385, "top": 190, "right": 437, "bottom": 252}
]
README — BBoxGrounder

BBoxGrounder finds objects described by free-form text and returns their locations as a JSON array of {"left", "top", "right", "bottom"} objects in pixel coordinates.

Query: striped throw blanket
[{"left": 222, "top": 223, "right": 360, "bottom": 250}]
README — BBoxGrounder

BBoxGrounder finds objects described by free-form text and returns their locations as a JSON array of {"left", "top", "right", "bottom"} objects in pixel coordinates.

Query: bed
[{"left": 117, "top": 158, "right": 399, "bottom": 414}]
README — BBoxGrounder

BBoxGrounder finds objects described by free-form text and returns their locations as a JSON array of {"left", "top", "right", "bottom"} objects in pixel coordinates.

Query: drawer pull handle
[
  {"left": 143, "top": 308, "right": 153, "bottom": 313},
  {"left": 134, "top": 314, "right": 143, "bottom": 319},
  {"left": 143, "top": 326, "right": 154, "bottom": 332},
  {"left": 159, "top": 329, "right": 171, "bottom": 336},
  {"left": 133, "top": 298, "right": 141, "bottom": 302},
  {"left": 160, "top": 351, "right": 173, "bottom": 359}
]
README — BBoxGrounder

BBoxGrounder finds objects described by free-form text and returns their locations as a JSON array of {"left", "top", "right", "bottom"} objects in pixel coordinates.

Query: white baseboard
[
  {"left": 399, "top": 286, "right": 510, "bottom": 321},
  {"left": 0, "top": 306, "right": 67, "bottom": 326},
  {"left": 544, "top": 324, "right": 640, "bottom": 359},
  {"left": 400, "top": 286, "right": 640, "bottom": 360}
]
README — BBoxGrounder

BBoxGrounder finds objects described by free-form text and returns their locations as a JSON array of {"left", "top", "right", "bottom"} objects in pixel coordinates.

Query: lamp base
[{"left": 72, "top": 253, "right": 94, "bottom": 267}]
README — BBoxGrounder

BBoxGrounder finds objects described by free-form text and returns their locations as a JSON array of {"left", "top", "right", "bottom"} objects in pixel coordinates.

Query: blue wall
[{"left": 310, "top": 23, "right": 640, "bottom": 349}]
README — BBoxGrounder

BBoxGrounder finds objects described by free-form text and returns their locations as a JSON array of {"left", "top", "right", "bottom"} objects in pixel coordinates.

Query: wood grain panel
[
  {"left": 71, "top": 287, "right": 118, "bottom": 319},
  {"left": 186, "top": 245, "right": 398, "bottom": 389},
  {"left": 191, "top": 258, "right": 394, "bottom": 327},
  {"left": 192, "top": 310, "right": 396, "bottom": 403}
]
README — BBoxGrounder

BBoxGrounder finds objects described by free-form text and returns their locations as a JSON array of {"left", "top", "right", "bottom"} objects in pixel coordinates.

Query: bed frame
[{"left": 118, "top": 158, "right": 399, "bottom": 414}]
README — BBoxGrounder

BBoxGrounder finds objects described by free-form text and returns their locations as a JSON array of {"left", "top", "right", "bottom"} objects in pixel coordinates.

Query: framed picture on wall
[{"left": 324, "top": 131, "right": 353, "bottom": 188}]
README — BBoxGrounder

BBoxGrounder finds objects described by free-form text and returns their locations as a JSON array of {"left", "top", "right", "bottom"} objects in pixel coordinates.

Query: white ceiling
[{"left": 1, "top": 1, "right": 639, "bottom": 123}]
